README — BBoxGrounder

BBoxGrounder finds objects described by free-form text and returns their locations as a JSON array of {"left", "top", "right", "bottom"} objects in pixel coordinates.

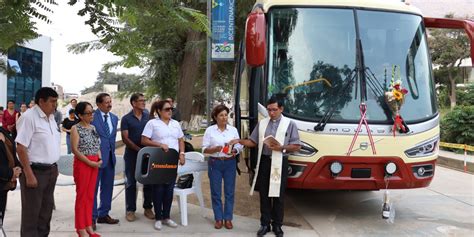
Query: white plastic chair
[
  {"left": 56, "top": 154, "right": 125, "bottom": 186},
  {"left": 56, "top": 154, "right": 75, "bottom": 186},
  {"left": 174, "top": 151, "right": 207, "bottom": 226}
]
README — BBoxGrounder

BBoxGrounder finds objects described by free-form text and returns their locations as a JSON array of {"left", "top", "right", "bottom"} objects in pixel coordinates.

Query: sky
[{"left": 35, "top": 2, "right": 140, "bottom": 95}]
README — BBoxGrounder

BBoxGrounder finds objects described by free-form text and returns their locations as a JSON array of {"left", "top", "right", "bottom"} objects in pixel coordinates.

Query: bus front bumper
[{"left": 287, "top": 156, "right": 436, "bottom": 190}]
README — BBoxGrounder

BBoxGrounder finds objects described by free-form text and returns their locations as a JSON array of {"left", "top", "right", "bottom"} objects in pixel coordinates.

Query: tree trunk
[
  {"left": 448, "top": 69, "right": 457, "bottom": 109},
  {"left": 176, "top": 30, "right": 204, "bottom": 122}
]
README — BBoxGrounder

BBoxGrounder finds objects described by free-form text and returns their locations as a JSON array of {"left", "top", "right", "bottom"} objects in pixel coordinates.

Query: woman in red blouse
[{"left": 2, "top": 100, "right": 18, "bottom": 138}]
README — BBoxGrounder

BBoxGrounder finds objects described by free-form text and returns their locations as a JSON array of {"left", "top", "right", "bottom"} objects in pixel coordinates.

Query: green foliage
[
  {"left": 433, "top": 67, "right": 462, "bottom": 86},
  {"left": 81, "top": 69, "right": 143, "bottom": 95},
  {"left": 437, "top": 84, "right": 474, "bottom": 109},
  {"left": 457, "top": 84, "right": 474, "bottom": 106},
  {"left": 440, "top": 105, "right": 474, "bottom": 145},
  {"left": 67, "top": 0, "right": 209, "bottom": 100},
  {"left": 429, "top": 14, "right": 470, "bottom": 67},
  {"left": 428, "top": 13, "right": 471, "bottom": 108},
  {"left": 0, "top": 0, "right": 57, "bottom": 73}
]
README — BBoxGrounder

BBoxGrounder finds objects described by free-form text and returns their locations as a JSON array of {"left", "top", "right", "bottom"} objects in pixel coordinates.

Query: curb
[{"left": 437, "top": 155, "right": 474, "bottom": 173}]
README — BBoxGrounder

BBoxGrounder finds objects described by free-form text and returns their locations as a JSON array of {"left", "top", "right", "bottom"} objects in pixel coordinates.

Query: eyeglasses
[
  {"left": 267, "top": 108, "right": 279, "bottom": 112},
  {"left": 163, "top": 107, "right": 174, "bottom": 112},
  {"left": 82, "top": 110, "right": 95, "bottom": 116}
]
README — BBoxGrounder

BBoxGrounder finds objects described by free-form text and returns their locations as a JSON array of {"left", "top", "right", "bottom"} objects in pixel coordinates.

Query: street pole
[{"left": 206, "top": 0, "right": 212, "bottom": 124}]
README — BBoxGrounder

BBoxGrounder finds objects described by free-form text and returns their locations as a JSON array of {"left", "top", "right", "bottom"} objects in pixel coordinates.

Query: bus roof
[{"left": 256, "top": 0, "right": 423, "bottom": 15}]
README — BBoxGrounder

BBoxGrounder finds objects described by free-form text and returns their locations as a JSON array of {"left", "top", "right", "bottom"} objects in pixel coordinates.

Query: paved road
[{"left": 287, "top": 166, "right": 474, "bottom": 236}]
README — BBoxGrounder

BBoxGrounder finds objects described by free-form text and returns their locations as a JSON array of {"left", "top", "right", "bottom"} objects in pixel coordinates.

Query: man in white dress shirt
[{"left": 16, "top": 87, "right": 61, "bottom": 237}]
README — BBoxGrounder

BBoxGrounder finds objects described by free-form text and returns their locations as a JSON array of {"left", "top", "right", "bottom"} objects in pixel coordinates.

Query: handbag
[
  {"left": 2, "top": 130, "right": 17, "bottom": 190},
  {"left": 176, "top": 174, "right": 194, "bottom": 189}
]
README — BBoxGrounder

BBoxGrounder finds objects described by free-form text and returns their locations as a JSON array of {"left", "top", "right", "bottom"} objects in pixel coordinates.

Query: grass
[{"left": 187, "top": 128, "right": 206, "bottom": 135}]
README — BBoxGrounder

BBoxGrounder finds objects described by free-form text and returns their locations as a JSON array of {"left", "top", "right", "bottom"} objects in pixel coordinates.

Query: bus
[{"left": 234, "top": 0, "right": 474, "bottom": 190}]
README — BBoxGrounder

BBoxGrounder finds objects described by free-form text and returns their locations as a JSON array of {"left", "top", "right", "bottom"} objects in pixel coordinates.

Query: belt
[
  {"left": 30, "top": 162, "right": 57, "bottom": 170},
  {"left": 210, "top": 156, "right": 235, "bottom": 161}
]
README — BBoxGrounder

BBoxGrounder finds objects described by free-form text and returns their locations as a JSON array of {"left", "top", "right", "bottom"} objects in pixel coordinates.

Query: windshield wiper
[{"left": 314, "top": 67, "right": 357, "bottom": 131}]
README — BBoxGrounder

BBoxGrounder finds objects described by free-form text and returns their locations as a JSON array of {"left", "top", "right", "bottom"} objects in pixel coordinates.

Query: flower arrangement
[{"left": 384, "top": 65, "right": 409, "bottom": 136}]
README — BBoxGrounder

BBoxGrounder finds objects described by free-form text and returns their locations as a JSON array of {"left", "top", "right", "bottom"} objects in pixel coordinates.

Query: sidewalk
[
  {"left": 3, "top": 185, "right": 317, "bottom": 237},
  {"left": 437, "top": 149, "right": 474, "bottom": 173},
  {"left": 2, "top": 134, "right": 316, "bottom": 236}
]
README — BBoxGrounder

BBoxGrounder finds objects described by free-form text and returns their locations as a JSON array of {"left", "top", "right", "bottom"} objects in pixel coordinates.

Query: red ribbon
[
  {"left": 347, "top": 103, "right": 377, "bottom": 156},
  {"left": 392, "top": 114, "right": 406, "bottom": 137}
]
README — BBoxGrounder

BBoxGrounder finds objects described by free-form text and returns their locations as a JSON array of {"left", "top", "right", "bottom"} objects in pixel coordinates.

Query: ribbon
[
  {"left": 392, "top": 114, "right": 407, "bottom": 137},
  {"left": 347, "top": 103, "right": 377, "bottom": 155}
]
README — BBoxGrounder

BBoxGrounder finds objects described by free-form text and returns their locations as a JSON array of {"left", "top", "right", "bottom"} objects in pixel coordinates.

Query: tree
[
  {"left": 428, "top": 14, "right": 471, "bottom": 109},
  {"left": 67, "top": 0, "right": 209, "bottom": 121},
  {"left": 68, "top": 0, "right": 256, "bottom": 122},
  {"left": 440, "top": 105, "right": 474, "bottom": 145},
  {"left": 0, "top": 0, "right": 56, "bottom": 73},
  {"left": 81, "top": 68, "right": 143, "bottom": 95}
]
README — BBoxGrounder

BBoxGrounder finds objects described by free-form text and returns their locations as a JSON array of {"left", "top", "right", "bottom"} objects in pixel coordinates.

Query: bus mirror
[
  {"left": 246, "top": 10, "right": 266, "bottom": 67},
  {"left": 424, "top": 17, "right": 474, "bottom": 65}
]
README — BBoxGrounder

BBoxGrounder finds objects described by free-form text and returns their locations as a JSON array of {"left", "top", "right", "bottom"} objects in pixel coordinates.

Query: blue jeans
[
  {"left": 152, "top": 181, "right": 175, "bottom": 220},
  {"left": 66, "top": 134, "right": 72, "bottom": 154},
  {"left": 124, "top": 149, "right": 153, "bottom": 212},
  {"left": 208, "top": 157, "right": 236, "bottom": 221}
]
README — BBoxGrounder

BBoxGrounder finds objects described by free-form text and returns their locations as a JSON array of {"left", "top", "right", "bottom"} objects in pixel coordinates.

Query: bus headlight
[
  {"left": 385, "top": 162, "right": 397, "bottom": 175},
  {"left": 330, "top": 161, "right": 343, "bottom": 176},
  {"left": 292, "top": 141, "right": 318, "bottom": 157},
  {"left": 288, "top": 163, "right": 307, "bottom": 178},
  {"left": 404, "top": 137, "right": 439, "bottom": 158}
]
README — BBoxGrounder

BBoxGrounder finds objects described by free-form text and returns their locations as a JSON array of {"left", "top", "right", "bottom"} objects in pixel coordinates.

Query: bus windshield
[{"left": 267, "top": 8, "right": 437, "bottom": 123}]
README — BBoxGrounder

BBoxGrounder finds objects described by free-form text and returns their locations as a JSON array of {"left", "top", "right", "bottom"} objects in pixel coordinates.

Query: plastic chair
[
  {"left": 174, "top": 151, "right": 207, "bottom": 226},
  {"left": 56, "top": 154, "right": 75, "bottom": 186},
  {"left": 56, "top": 154, "right": 125, "bottom": 186},
  {"left": 114, "top": 155, "right": 126, "bottom": 185}
]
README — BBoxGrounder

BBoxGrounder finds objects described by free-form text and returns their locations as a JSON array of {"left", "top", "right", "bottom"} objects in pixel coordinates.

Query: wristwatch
[
  {"left": 179, "top": 152, "right": 185, "bottom": 155},
  {"left": 282, "top": 148, "right": 287, "bottom": 154}
]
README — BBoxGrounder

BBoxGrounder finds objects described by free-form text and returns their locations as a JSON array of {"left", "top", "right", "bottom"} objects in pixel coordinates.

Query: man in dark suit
[{"left": 91, "top": 93, "right": 120, "bottom": 229}]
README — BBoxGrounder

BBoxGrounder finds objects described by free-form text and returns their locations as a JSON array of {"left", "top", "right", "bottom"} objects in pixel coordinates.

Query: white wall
[
  {"left": 0, "top": 35, "right": 52, "bottom": 107},
  {"left": 0, "top": 54, "right": 6, "bottom": 108}
]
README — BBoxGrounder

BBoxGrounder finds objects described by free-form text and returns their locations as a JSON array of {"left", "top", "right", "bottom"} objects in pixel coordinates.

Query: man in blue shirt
[{"left": 121, "top": 93, "right": 154, "bottom": 222}]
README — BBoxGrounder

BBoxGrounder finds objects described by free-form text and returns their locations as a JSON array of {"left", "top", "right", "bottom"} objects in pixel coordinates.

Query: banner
[{"left": 211, "top": 0, "right": 235, "bottom": 61}]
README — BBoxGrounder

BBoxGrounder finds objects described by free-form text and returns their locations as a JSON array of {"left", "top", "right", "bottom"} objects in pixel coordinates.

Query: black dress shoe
[
  {"left": 97, "top": 215, "right": 119, "bottom": 224},
  {"left": 257, "top": 225, "right": 271, "bottom": 237},
  {"left": 92, "top": 220, "right": 97, "bottom": 231},
  {"left": 273, "top": 225, "right": 284, "bottom": 237}
]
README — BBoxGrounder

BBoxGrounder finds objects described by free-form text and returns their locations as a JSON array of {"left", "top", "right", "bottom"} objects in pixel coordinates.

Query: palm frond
[{"left": 67, "top": 40, "right": 108, "bottom": 54}]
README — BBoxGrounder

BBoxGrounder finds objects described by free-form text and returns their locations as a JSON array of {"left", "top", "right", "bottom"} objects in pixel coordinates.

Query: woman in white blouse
[
  {"left": 141, "top": 100, "right": 185, "bottom": 231},
  {"left": 202, "top": 104, "right": 243, "bottom": 230}
]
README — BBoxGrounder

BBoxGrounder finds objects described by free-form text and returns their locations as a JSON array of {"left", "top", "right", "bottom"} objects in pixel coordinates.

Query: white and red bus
[{"left": 234, "top": 0, "right": 474, "bottom": 190}]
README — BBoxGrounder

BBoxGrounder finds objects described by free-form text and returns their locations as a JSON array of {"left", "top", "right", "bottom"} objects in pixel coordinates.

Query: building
[
  {"left": 52, "top": 82, "right": 64, "bottom": 100},
  {"left": 0, "top": 35, "right": 52, "bottom": 108},
  {"left": 103, "top": 84, "right": 118, "bottom": 93},
  {"left": 64, "top": 92, "right": 79, "bottom": 100}
]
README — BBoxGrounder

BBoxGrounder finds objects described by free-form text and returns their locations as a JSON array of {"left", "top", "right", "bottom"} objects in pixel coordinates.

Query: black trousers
[
  {"left": 20, "top": 166, "right": 58, "bottom": 237},
  {"left": 257, "top": 155, "right": 288, "bottom": 227},
  {"left": 0, "top": 190, "right": 7, "bottom": 224}
]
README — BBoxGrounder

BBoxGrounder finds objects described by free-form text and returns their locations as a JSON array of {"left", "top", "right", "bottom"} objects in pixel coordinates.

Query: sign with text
[{"left": 211, "top": 0, "right": 235, "bottom": 61}]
